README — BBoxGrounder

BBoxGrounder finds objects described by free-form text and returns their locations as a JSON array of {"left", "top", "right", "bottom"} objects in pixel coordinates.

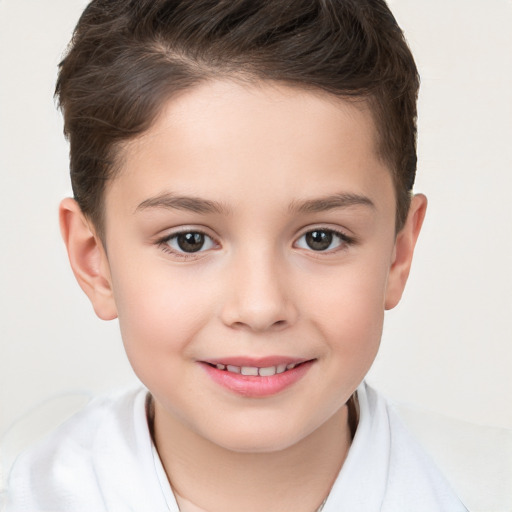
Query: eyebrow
[
  {"left": 136, "top": 193, "right": 230, "bottom": 215},
  {"left": 136, "top": 192, "right": 374, "bottom": 216},
  {"left": 289, "top": 193, "right": 375, "bottom": 214}
]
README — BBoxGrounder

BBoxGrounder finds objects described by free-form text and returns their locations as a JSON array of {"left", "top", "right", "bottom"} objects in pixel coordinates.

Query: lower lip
[{"left": 200, "top": 361, "right": 314, "bottom": 398}]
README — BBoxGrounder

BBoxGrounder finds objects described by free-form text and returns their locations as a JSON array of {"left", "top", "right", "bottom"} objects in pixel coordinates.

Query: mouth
[
  {"left": 200, "top": 358, "right": 315, "bottom": 397},
  {"left": 204, "top": 361, "right": 308, "bottom": 377}
]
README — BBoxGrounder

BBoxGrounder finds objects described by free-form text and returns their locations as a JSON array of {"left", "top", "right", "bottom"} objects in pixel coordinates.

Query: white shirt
[{"left": 4, "top": 383, "right": 468, "bottom": 512}]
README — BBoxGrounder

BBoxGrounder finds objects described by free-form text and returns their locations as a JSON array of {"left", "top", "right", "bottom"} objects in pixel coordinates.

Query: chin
[{"left": 199, "top": 418, "right": 316, "bottom": 454}]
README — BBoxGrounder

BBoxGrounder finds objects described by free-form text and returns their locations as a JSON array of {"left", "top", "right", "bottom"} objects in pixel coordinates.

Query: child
[{"left": 5, "top": 0, "right": 469, "bottom": 510}]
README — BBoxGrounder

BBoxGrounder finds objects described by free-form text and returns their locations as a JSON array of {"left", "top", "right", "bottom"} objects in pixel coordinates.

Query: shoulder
[
  {"left": 3, "top": 386, "right": 165, "bottom": 512},
  {"left": 391, "top": 396, "right": 512, "bottom": 512},
  {"left": 325, "top": 383, "right": 469, "bottom": 512},
  {"left": 370, "top": 384, "right": 471, "bottom": 511},
  {"left": 7, "top": 385, "right": 146, "bottom": 464}
]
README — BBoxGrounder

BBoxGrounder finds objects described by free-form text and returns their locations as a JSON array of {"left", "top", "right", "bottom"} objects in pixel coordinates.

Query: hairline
[{"left": 86, "top": 78, "right": 406, "bottom": 242}]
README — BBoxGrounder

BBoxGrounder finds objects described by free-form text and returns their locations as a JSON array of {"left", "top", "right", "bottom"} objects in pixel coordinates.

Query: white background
[{"left": 0, "top": 0, "right": 511, "bottom": 442}]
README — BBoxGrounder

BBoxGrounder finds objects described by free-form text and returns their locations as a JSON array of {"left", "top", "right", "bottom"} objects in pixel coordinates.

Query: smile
[
  {"left": 207, "top": 362, "right": 300, "bottom": 377},
  {"left": 201, "top": 359, "right": 315, "bottom": 397}
]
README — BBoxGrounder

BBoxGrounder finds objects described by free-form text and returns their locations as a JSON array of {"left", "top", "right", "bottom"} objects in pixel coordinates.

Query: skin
[{"left": 60, "top": 80, "right": 426, "bottom": 512}]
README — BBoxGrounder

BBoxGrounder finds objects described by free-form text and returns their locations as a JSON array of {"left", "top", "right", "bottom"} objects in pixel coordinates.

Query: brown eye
[
  {"left": 177, "top": 232, "right": 205, "bottom": 252},
  {"left": 305, "top": 230, "right": 333, "bottom": 251},
  {"left": 164, "top": 231, "right": 215, "bottom": 254},
  {"left": 295, "top": 229, "right": 350, "bottom": 252}
]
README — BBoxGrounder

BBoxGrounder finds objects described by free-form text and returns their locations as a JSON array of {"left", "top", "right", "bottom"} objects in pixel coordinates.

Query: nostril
[
  {"left": 229, "top": 319, "right": 288, "bottom": 332},
  {"left": 268, "top": 319, "right": 289, "bottom": 331}
]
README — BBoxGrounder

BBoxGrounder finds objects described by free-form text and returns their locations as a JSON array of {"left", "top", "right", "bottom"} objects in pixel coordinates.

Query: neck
[{"left": 151, "top": 400, "right": 352, "bottom": 512}]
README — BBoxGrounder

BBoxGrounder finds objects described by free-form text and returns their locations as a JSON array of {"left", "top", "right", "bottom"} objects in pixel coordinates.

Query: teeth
[
  {"left": 214, "top": 362, "right": 302, "bottom": 376},
  {"left": 241, "top": 366, "right": 259, "bottom": 376},
  {"left": 259, "top": 366, "right": 277, "bottom": 377}
]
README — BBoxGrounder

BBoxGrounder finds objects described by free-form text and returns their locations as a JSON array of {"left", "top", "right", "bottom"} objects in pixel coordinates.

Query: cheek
[
  {"left": 110, "top": 263, "right": 213, "bottom": 373},
  {"left": 305, "top": 260, "right": 388, "bottom": 359}
]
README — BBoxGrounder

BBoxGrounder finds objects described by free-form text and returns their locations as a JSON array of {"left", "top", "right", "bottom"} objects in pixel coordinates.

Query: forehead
[{"left": 106, "top": 80, "right": 394, "bottom": 221}]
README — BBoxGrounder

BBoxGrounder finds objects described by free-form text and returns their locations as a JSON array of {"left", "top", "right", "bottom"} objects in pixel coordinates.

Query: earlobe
[
  {"left": 59, "top": 198, "right": 118, "bottom": 321},
  {"left": 384, "top": 194, "right": 427, "bottom": 310}
]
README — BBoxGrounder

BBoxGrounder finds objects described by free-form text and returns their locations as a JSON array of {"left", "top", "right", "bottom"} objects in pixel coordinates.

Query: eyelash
[
  {"left": 294, "top": 227, "right": 355, "bottom": 255},
  {"left": 157, "top": 229, "right": 218, "bottom": 260},
  {"left": 156, "top": 227, "right": 355, "bottom": 259}
]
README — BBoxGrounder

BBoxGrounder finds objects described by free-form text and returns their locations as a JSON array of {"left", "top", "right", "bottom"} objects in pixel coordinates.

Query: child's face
[{"left": 87, "top": 80, "right": 419, "bottom": 452}]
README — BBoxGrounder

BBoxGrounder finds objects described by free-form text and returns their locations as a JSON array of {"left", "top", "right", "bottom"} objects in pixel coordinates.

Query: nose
[{"left": 219, "top": 249, "right": 298, "bottom": 333}]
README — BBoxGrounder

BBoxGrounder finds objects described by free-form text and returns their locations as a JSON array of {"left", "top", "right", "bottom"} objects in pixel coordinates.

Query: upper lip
[{"left": 201, "top": 356, "right": 312, "bottom": 368}]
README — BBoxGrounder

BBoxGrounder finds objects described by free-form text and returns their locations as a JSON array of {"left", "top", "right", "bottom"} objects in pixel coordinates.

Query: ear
[
  {"left": 385, "top": 194, "right": 427, "bottom": 310},
  {"left": 59, "top": 198, "right": 118, "bottom": 320}
]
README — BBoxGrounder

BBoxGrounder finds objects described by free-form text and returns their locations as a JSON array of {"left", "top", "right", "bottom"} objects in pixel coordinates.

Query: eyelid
[{"left": 156, "top": 224, "right": 218, "bottom": 241}]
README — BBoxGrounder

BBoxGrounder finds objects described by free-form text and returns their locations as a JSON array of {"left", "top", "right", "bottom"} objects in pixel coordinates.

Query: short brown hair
[{"left": 56, "top": 0, "right": 419, "bottom": 236}]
